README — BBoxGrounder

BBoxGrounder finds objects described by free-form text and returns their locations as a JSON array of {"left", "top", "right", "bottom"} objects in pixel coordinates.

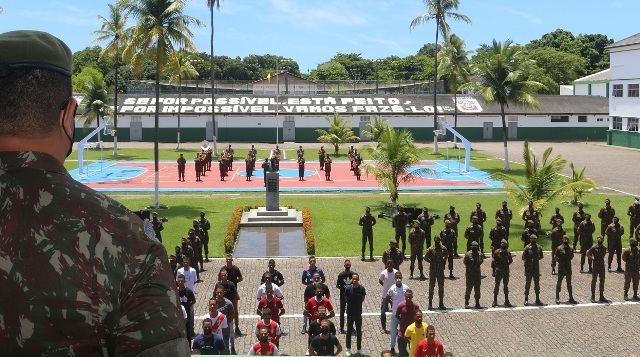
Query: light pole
[{"left": 374, "top": 59, "right": 383, "bottom": 94}]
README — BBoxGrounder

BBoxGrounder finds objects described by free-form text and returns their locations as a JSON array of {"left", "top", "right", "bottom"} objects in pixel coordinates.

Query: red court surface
[{"left": 77, "top": 160, "right": 499, "bottom": 192}]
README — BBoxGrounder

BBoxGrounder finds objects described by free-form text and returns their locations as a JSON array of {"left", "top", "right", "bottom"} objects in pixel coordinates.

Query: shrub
[
  {"left": 225, "top": 206, "right": 244, "bottom": 253},
  {"left": 302, "top": 207, "right": 316, "bottom": 255}
]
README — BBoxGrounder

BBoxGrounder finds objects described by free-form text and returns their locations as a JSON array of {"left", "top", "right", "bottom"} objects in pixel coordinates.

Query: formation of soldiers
[
  {"left": 377, "top": 197, "right": 640, "bottom": 309},
  {"left": 169, "top": 211, "right": 212, "bottom": 281}
]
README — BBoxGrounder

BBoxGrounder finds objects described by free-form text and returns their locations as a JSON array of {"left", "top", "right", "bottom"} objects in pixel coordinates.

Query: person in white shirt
[
  {"left": 256, "top": 273, "right": 285, "bottom": 300},
  {"left": 176, "top": 257, "right": 198, "bottom": 293},
  {"left": 201, "top": 298, "right": 228, "bottom": 338},
  {"left": 386, "top": 271, "right": 410, "bottom": 354},
  {"left": 379, "top": 258, "right": 398, "bottom": 333}
]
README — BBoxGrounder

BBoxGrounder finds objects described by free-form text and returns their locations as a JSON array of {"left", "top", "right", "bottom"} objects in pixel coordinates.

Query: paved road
[{"left": 193, "top": 254, "right": 640, "bottom": 357}]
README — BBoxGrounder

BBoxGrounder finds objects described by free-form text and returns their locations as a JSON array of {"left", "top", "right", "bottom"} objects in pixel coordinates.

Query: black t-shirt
[
  {"left": 308, "top": 320, "right": 336, "bottom": 342},
  {"left": 214, "top": 281, "right": 237, "bottom": 302},
  {"left": 336, "top": 270, "right": 355, "bottom": 296},
  {"left": 220, "top": 265, "right": 243, "bottom": 285},
  {"left": 178, "top": 288, "right": 196, "bottom": 316},
  {"left": 344, "top": 285, "right": 366, "bottom": 316},
  {"left": 311, "top": 334, "right": 340, "bottom": 356},
  {"left": 261, "top": 269, "right": 285, "bottom": 287},
  {"left": 304, "top": 283, "right": 331, "bottom": 301}
]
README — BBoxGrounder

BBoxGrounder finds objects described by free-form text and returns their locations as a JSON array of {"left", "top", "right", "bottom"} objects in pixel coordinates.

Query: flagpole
[{"left": 275, "top": 60, "right": 279, "bottom": 145}]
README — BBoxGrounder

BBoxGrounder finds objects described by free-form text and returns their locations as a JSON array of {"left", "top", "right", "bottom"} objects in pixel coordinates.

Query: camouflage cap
[
  {"left": 471, "top": 241, "right": 479, "bottom": 247},
  {"left": 500, "top": 239, "right": 508, "bottom": 244},
  {"left": 496, "top": 218, "right": 502, "bottom": 223},
  {"left": 444, "top": 219, "right": 451, "bottom": 224},
  {"left": 0, "top": 30, "right": 72, "bottom": 77},
  {"left": 631, "top": 238, "right": 637, "bottom": 243},
  {"left": 530, "top": 234, "right": 538, "bottom": 240},
  {"left": 527, "top": 220, "right": 534, "bottom": 224}
]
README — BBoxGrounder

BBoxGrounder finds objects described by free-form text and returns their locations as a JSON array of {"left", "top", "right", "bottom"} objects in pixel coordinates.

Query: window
[
  {"left": 597, "top": 118, "right": 604, "bottom": 122},
  {"left": 628, "top": 118, "right": 639, "bottom": 132},
  {"left": 612, "top": 117, "right": 623, "bottom": 130},
  {"left": 612, "top": 84, "right": 623, "bottom": 97},
  {"left": 360, "top": 116, "right": 371, "bottom": 122},
  {"left": 629, "top": 84, "right": 639, "bottom": 97},
  {"left": 550, "top": 115, "right": 569, "bottom": 122},
  {"left": 578, "top": 116, "right": 587, "bottom": 123}
]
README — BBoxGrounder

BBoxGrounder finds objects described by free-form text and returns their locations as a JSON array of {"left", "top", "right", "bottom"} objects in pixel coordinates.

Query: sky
[{"left": 1, "top": 0, "right": 638, "bottom": 73}]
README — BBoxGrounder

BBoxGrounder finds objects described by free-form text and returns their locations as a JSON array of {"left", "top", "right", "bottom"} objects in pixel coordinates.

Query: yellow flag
[{"left": 267, "top": 73, "right": 271, "bottom": 82}]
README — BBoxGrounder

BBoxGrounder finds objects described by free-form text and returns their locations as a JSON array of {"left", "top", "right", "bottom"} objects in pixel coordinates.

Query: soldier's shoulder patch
[{"left": 143, "top": 219, "right": 159, "bottom": 242}]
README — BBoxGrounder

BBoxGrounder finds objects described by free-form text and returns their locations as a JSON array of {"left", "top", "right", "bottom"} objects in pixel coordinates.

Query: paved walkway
[{"left": 192, "top": 254, "right": 640, "bottom": 357}]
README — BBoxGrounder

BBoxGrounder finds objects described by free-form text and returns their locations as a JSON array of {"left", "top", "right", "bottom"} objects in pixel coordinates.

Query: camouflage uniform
[
  {"left": 444, "top": 209, "right": 461, "bottom": 256},
  {"left": 424, "top": 241, "right": 448, "bottom": 309},
  {"left": 549, "top": 225, "right": 566, "bottom": 271},
  {"left": 522, "top": 207, "right": 541, "bottom": 233},
  {"left": 521, "top": 224, "right": 537, "bottom": 247},
  {"left": 470, "top": 206, "right": 487, "bottom": 251},
  {"left": 598, "top": 203, "right": 615, "bottom": 236},
  {"left": 522, "top": 240, "right": 544, "bottom": 304},
  {"left": 622, "top": 240, "right": 640, "bottom": 300},
  {"left": 0, "top": 151, "right": 189, "bottom": 356},
  {"left": 492, "top": 244, "right": 513, "bottom": 306},
  {"left": 408, "top": 226, "right": 426, "bottom": 278},
  {"left": 555, "top": 242, "right": 575, "bottom": 303},
  {"left": 151, "top": 215, "right": 164, "bottom": 243},
  {"left": 359, "top": 211, "right": 377, "bottom": 259},
  {"left": 439, "top": 227, "right": 457, "bottom": 276},
  {"left": 382, "top": 245, "right": 404, "bottom": 271},
  {"left": 188, "top": 230, "right": 204, "bottom": 273},
  {"left": 586, "top": 242, "right": 608, "bottom": 301},
  {"left": 578, "top": 219, "right": 596, "bottom": 271},
  {"left": 199, "top": 214, "right": 211, "bottom": 261},
  {"left": 495, "top": 204, "right": 513, "bottom": 241},
  {"left": 549, "top": 210, "right": 564, "bottom": 230},
  {"left": 489, "top": 223, "right": 507, "bottom": 252},
  {"left": 571, "top": 207, "right": 587, "bottom": 249},
  {"left": 627, "top": 201, "right": 640, "bottom": 238},
  {"left": 463, "top": 244, "right": 483, "bottom": 307},
  {"left": 417, "top": 210, "right": 435, "bottom": 249},
  {"left": 604, "top": 221, "right": 624, "bottom": 271},
  {"left": 463, "top": 222, "right": 484, "bottom": 253},
  {"left": 392, "top": 210, "right": 409, "bottom": 256}
]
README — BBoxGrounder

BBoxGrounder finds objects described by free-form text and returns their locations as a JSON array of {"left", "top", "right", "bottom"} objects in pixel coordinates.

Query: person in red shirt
[
  {"left": 414, "top": 325, "right": 444, "bottom": 357},
  {"left": 248, "top": 327, "right": 280, "bottom": 355},
  {"left": 305, "top": 284, "right": 335, "bottom": 321},
  {"left": 254, "top": 308, "right": 282, "bottom": 347},
  {"left": 257, "top": 284, "right": 285, "bottom": 324}
]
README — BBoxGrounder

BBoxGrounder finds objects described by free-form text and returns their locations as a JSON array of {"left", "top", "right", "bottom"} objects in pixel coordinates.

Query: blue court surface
[{"left": 69, "top": 160, "right": 504, "bottom": 192}]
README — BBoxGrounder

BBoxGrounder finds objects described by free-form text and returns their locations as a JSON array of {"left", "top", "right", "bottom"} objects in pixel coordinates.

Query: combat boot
[
  {"left": 535, "top": 293, "right": 543, "bottom": 306},
  {"left": 633, "top": 292, "right": 640, "bottom": 301},
  {"left": 599, "top": 292, "right": 610, "bottom": 303},
  {"left": 419, "top": 271, "right": 426, "bottom": 280},
  {"left": 492, "top": 294, "right": 498, "bottom": 307},
  {"left": 438, "top": 297, "right": 446, "bottom": 310},
  {"left": 474, "top": 298, "right": 482, "bottom": 309},
  {"left": 449, "top": 270, "right": 455, "bottom": 279},
  {"left": 568, "top": 289, "right": 578, "bottom": 304},
  {"left": 464, "top": 298, "right": 470, "bottom": 309},
  {"left": 504, "top": 294, "right": 513, "bottom": 307},
  {"left": 624, "top": 293, "right": 630, "bottom": 301}
]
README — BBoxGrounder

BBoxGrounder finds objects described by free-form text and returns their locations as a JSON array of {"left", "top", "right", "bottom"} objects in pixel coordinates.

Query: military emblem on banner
[{"left": 454, "top": 97, "right": 483, "bottom": 113}]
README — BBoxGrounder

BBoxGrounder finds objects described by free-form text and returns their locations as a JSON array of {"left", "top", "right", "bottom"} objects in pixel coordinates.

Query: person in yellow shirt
[{"left": 403, "top": 310, "right": 427, "bottom": 357}]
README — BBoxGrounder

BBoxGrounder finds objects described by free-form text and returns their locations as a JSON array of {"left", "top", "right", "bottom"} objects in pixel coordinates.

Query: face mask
[
  {"left": 472, "top": 247, "right": 478, "bottom": 252},
  {"left": 203, "top": 327, "right": 213, "bottom": 335},
  {"left": 315, "top": 292, "right": 323, "bottom": 299},
  {"left": 259, "top": 335, "right": 269, "bottom": 342},
  {"left": 501, "top": 245, "right": 507, "bottom": 250},
  {"left": 632, "top": 243, "right": 638, "bottom": 248},
  {"left": 396, "top": 278, "right": 402, "bottom": 284},
  {"left": 435, "top": 241, "right": 441, "bottom": 246},
  {"left": 320, "top": 327, "right": 329, "bottom": 334},
  {"left": 416, "top": 319, "right": 422, "bottom": 324},
  {"left": 318, "top": 313, "right": 327, "bottom": 320},
  {"left": 344, "top": 266, "right": 350, "bottom": 271}
]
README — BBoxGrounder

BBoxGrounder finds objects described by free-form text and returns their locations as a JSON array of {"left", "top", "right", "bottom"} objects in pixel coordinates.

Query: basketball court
[{"left": 69, "top": 159, "right": 502, "bottom": 192}]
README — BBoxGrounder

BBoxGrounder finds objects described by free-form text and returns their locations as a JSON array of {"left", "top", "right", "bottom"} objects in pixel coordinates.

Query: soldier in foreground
[
  {"left": 358, "top": 206, "right": 377, "bottom": 261},
  {"left": 0, "top": 30, "right": 188, "bottom": 355},
  {"left": 439, "top": 220, "right": 457, "bottom": 279},
  {"left": 586, "top": 236, "right": 609, "bottom": 303},
  {"left": 622, "top": 238, "right": 640, "bottom": 301},
  {"left": 463, "top": 241, "right": 483, "bottom": 309},
  {"left": 555, "top": 235, "right": 578, "bottom": 304},
  {"left": 408, "top": 220, "right": 427, "bottom": 279},
  {"left": 492, "top": 239, "right": 513, "bottom": 307},
  {"left": 522, "top": 235, "right": 544, "bottom": 306},
  {"left": 424, "top": 235, "right": 447, "bottom": 310}
]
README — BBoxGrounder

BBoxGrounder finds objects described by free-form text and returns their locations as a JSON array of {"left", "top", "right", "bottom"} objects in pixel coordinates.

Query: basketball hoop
[{"left": 103, "top": 116, "right": 114, "bottom": 136}]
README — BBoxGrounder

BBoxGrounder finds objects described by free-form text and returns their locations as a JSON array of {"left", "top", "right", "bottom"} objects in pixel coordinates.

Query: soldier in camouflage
[
  {"left": 522, "top": 235, "right": 544, "bottom": 306},
  {"left": 199, "top": 211, "right": 212, "bottom": 262},
  {"left": 0, "top": 30, "right": 188, "bottom": 355},
  {"left": 489, "top": 218, "right": 507, "bottom": 277},
  {"left": 549, "top": 219, "right": 566, "bottom": 275},
  {"left": 424, "top": 235, "right": 447, "bottom": 310},
  {"left": 521, "top": 220, "right": 537, "bottom": 247},
  {"left": 463, "top": 241, "right": 483, "bottom": 309},
  {"left": 555, "top": 235, "right": 578, "bottom": 304},
  {"left": 443, "top": 206, "right": 461, "bottom": 257},
  {"left": 188, "top": 228, "right": 204, "bottom": 279},
  {"left": 586, "top": 236, "right": 609, "bottom": 303},
  {"left": 392, "top": 206, "right": 409, "bottom": 258},
  {"left": 597, "top": 198, "right": 615, "bottom": 237},
  {"left": 571, "top": 203, "right": 587, "bottom": 250},
  {"left": 417, "top": 207, "right": 435, "bottom": 249},
  {"left": 627, "top": 198, "right": 640, "bottom": 239},
  {"left": 604, "top": 216, "right": 624, "bottom": 272},
  {"left": 408, "top": 220, "right": 426, "bottom": 279},
  {"left": 439, "top": 220, "right": 457, "bottom": 279},
  {"left": 549, "top": 207, "right": 564, "bottom": 230},
  {"left": 622, "top": 238, "right": 640, "bottom": 301},
  {"left": 191, "top": 219, "right": 206, "bottom": 270},
  {"left": 492, "top": 239, "right": 513, "bottom": 307},
  {"left": 382, "top": 240, "right": 404, "bottom": 271},
  {"left": 495, "top": 201, "right": 513, "bottom": 241},
  {"left": 522, "top": 200, "right": 542, "bottom": 234},
  {"left": 151, "top": 211, "right": 164, "bottom": 243},
  {"left": 578, "top": 213, "right": 596, "bottom": 273},
  {"left": 464, "top": 216, "right": 484, "bottom": 255}
]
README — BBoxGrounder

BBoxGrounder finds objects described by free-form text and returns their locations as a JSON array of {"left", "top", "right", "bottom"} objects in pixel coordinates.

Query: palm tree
[
  {"left": 207, "top": 0, "right": 223, "bottom": 155},
  {"left": 464, "top": 39, "right": 544, "bottom": 170},
  {"left": 564, "top": 163, "right": 597, "bottom": 205},
  {"left": 123, "top": 0, "right": 204, "bottom": 208},
  {"left": 362, "top": 116, "right": 390, "bottom": 142},
  {"left": 168, "top": 50, "right": 199, "bottom": 149},
  {"left": 316, "top": 113, "right": 359, "bottom": 155},
  {"left": 92, "top": 1, "right": 131, "bottom": 156},
  {"left": 410, "top": 0, "right": 471, "bottom": 154},
  {"left": 491, "top": 140, "right": 597, "bottom": 212},
  {"left": 363, "top": 126, "right": 436, "bottom": 205},
  {"left": 78, "top": 73, "right": 114, "bottom": 138},
  {"left": 438, "top": 33, "right": 470, "bottom": 146}
]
